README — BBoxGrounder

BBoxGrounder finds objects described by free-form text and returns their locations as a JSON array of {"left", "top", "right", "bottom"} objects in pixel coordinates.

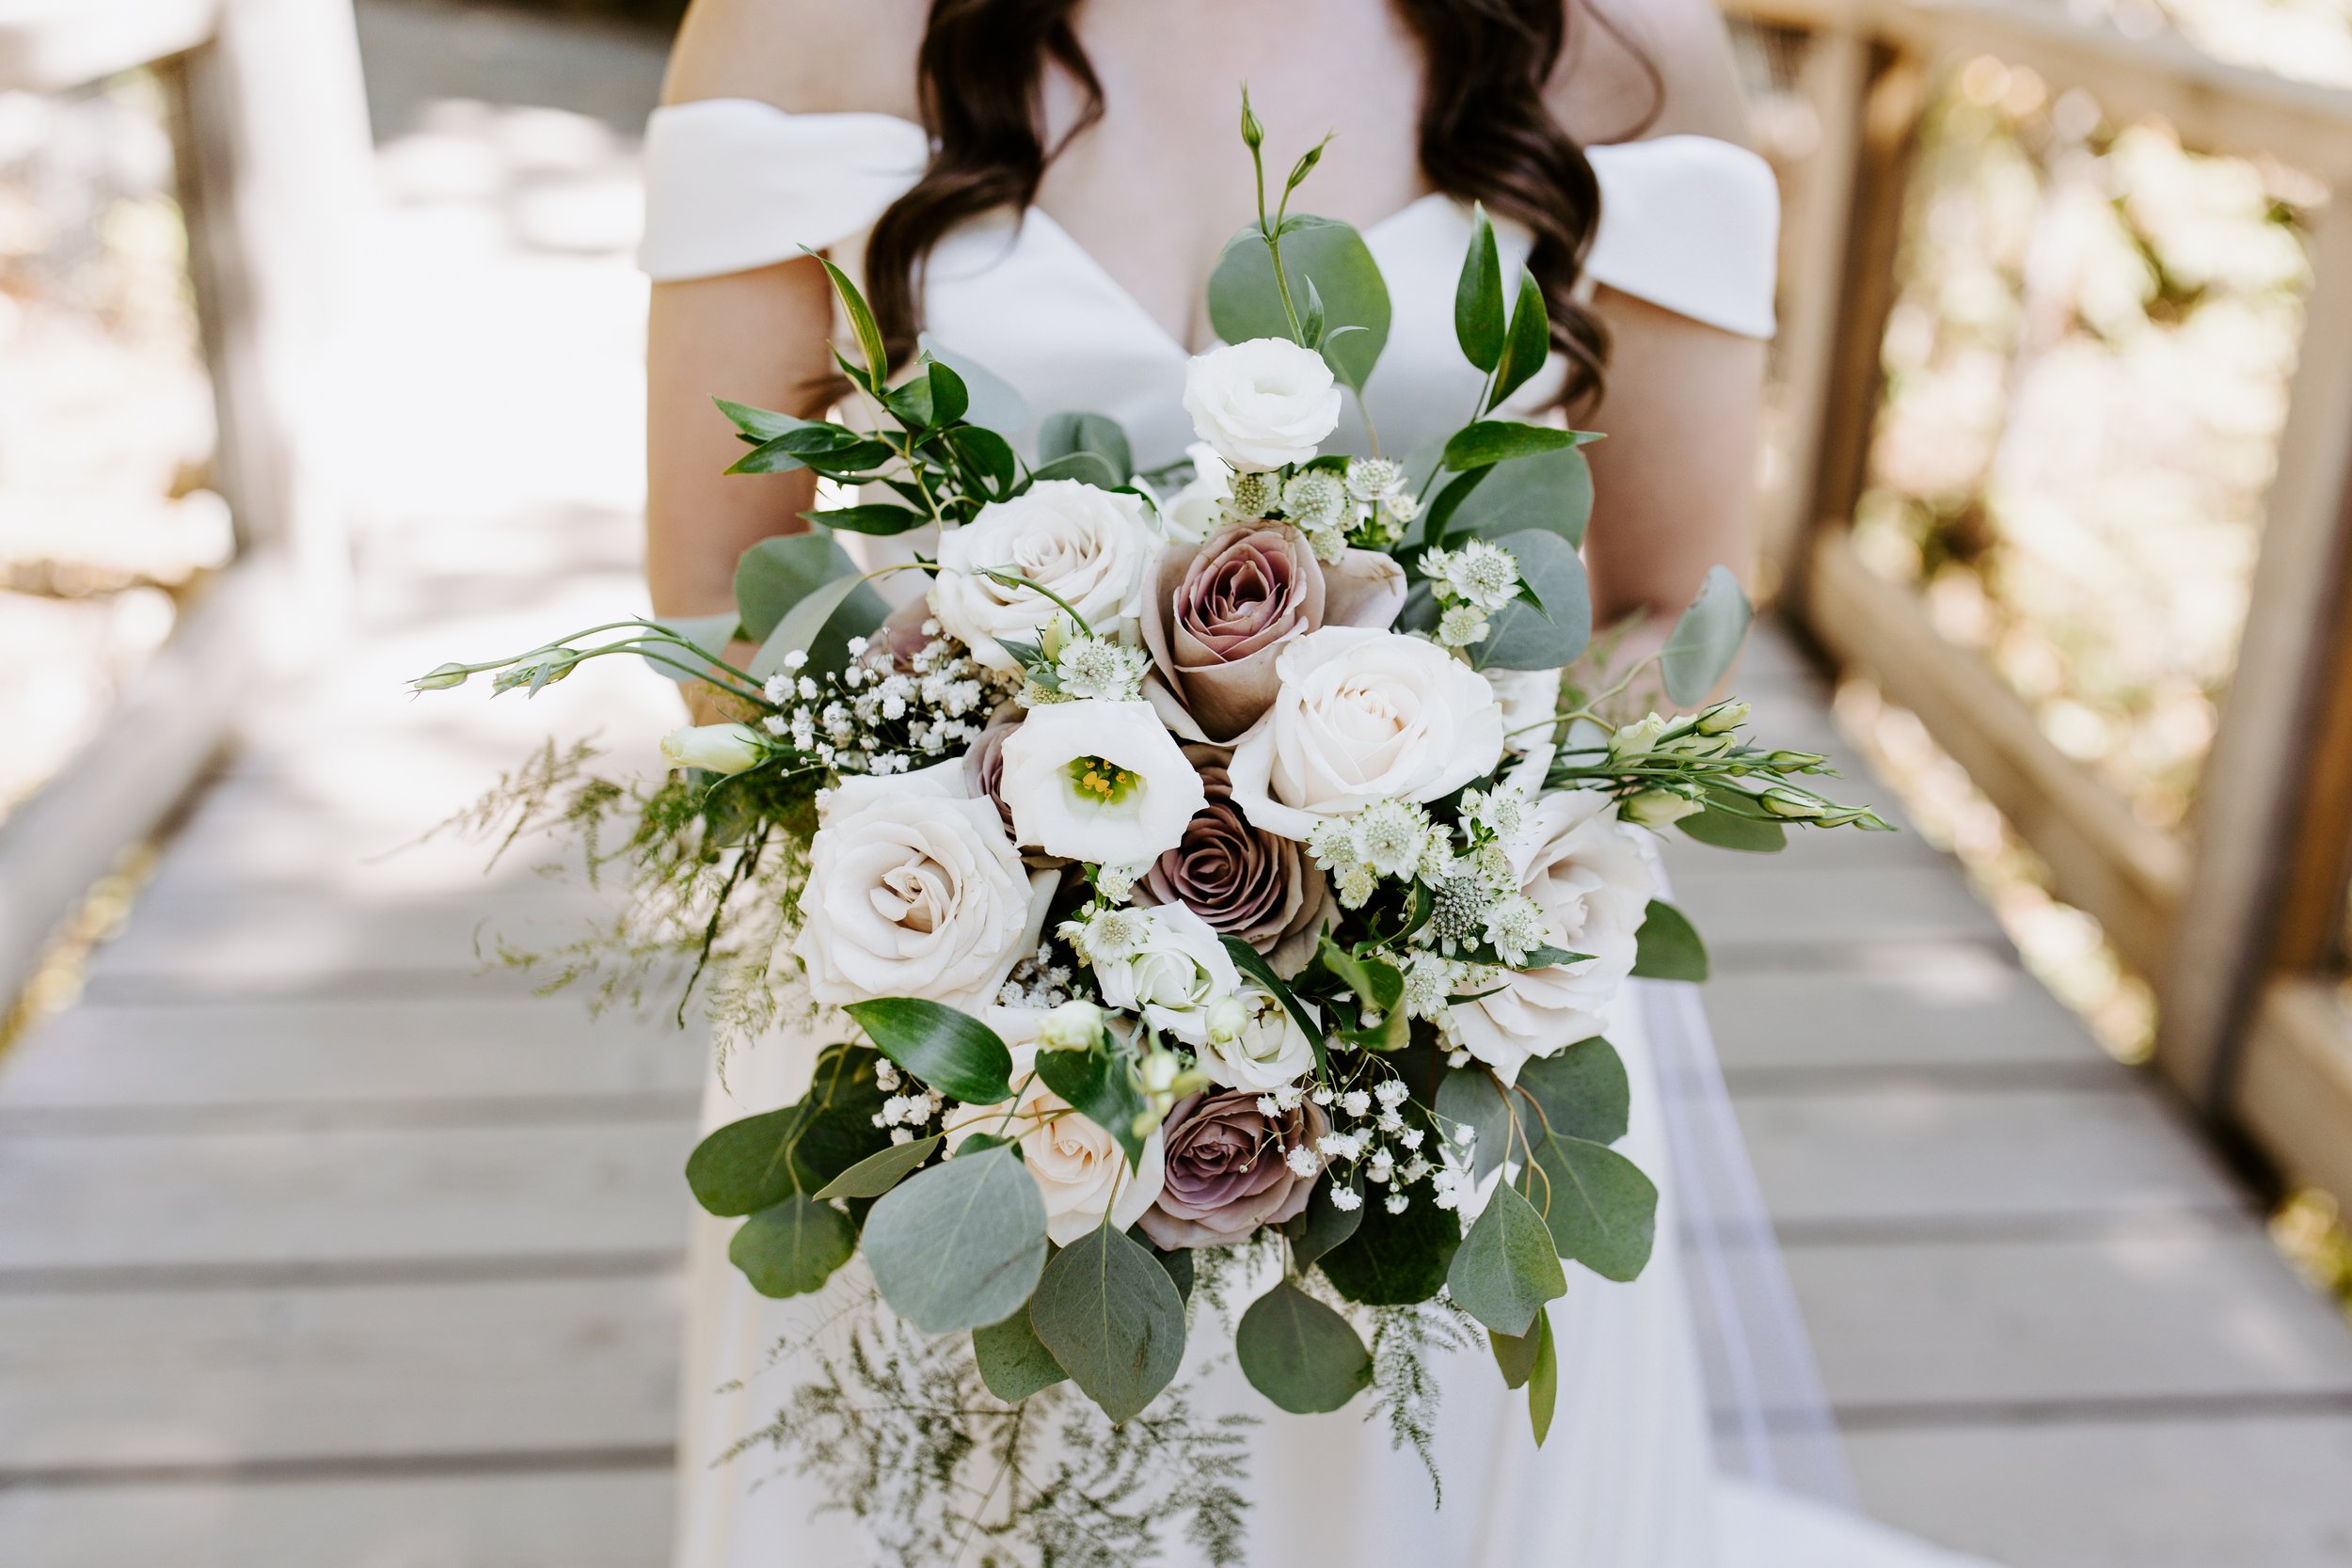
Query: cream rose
[
  {"left": 1182, "top": 337, "right": 1343, "bottom": 473},
  {"left": 1089, "top": 904, "right": 1240, "bottom": 1044},
  {"left": 1228, "top": 626, "right": 1506, "bottom": 841},
  {"left": 995, "top": 699, "right": 1205, "bottom": 865},
  {"left": 1198, "top": 987, "right": 1317, "bottom": 1092},
  {"left": 948, "top": 1041, "right": 1167, "bottom": 1245},
  {"left": 790, "top": 763, "right": 1057, "bottom": 1014},
  {"left": 928, "top": 480, "right": 1154, "bottom": 672},
  {"left": 1448, "top": 789, "right": 1657, "bottom": 1083}
]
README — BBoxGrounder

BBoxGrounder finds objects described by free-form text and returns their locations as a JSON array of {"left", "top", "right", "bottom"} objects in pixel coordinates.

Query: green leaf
[
  {"left": 1316, "top": 935, "right": 1407, "bottom": 1052},
  {"left": 1659, "top": 564, "right": 1753, "bottom": 707},
  {"left": 863, "top": 1146, "right": 1050, "bottom": 1334},
  {"left": 1220, "top": 937, "right": 1327, "bottom": 1075},
  {"left": 640, "top": 612, "right": 742, "bottom": 684},
  {"left": 883, "top": 357, "right": 970, "bottom": 430},
  {"left": 1025, "top": 451, "right": 1123, "bottom": 490},
  {"left": 1038, "top": 412, "right": 1134, "bottom": 485},
  {"left": 1028, "top": 1222, "right": 1187, "bottom": 1424},
  {"left": 1520, "top": 1133, "right": 1658, "bottom": 1282},
  {"left": 1489, "top": 268, "right": 1552, "bottom": 410},
  {"left": 1136, "top": 1227, "right": 1195, "bottom": 1302},
  {"left": 1441, "top": 420, "right": 1596, "bottom": 472},
  {"left": 1514, "top": 1036, "right": 1629, "bottom": 1146},
  {"left": 683, "top": 1045, "right": 887, "bottom": 1215},
  {"left": 747, "top": 567, "right": 885, "bottom": 681},
  {"left": 1476, "top": 530, "right": 1591, "bottom": 672},
  {"left": 1676, "top": 806, "right": 1787, "bottom": 853},
  {"left": 713, "top": 396, "right": 804, "bottom": 443},
  {"left": 813, "top": 1134, "right": 941, "bottom": 1201},
  {"left": 1490, "top": 1321, "right": 1541, "bottom": 1389},
  {"left": 1436, "top": 1065, "right": 1513, "bottom": 1183},
  {"left": 1235, "top": 1280, "right": 1374, "bottom": 1414},
  {"left": 803, "top": 502, "right": 930, "bottom": 536},
  {"left": 1281, "top": 1176, "right": 1365, "bottom": 1270},
  {"left": 947, "top": 425, "right": 1018, "bottom": 494},
  {"left": 1034, "top": 1044, "right": 1148, "bottom": 1169},
  {"left": 973, "top": 1306, "right": 1068, "bottom": 1402},
  {"left": 1528, "top": 1310, "right": 1559, "bottom": 1444},
  {"left": 733, "top": 532, "right": 862, "bottom": 643},
  {"left": 1207, "top": 214, "right": 1392, "bottom": 389},
  {"left": 805, "top": 248, "right": 889, "bottom": 387},
  {"left": 1446, "top": 1180, "right": 1568, "bottom": 1337},
  {"left": 1454, "top": 203, "right": 1507, "bottom": 373},
  {"left": 1319, "top": 1185, "right": 1460, "bottom": 1306},
  {"left": 926, "top": 357, "right": 970, "bottom": 425},
  {"left": 1631, "top": 899, "right": 1710, "bottom": 982},
  {"left": 845, "top": 998, "right": 1016, "bottom": 1105},
  {"left": 728, "top": 1195, "right": 856, "bottom": 1298},
  {"left": 1445, "top": 444, "right": 1595, "bottom": 550}
]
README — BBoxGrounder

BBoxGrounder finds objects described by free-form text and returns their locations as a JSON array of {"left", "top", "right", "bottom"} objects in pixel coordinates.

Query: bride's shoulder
[
  {"left": 660, "top": 0, "right": 926, "bottom": 119},
  {"left": 1550, "top": 0, "right": 1752, "bottom": 149}
]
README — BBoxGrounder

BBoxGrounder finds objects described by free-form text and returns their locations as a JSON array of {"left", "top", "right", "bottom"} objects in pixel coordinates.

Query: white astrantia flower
[
  {"left": 1053, "top": 636, "right": 1151, "bottom": 702},
  {"left": 660, "top": 722, "right": 763, "bottom": 775},
  {"left": 1438, "top": 605, "right": 1490, "bottom": 647},
  {"left": 1228, "top": 626, "right": 1506, "bottom": 842},
  {"left": 948, "top": 1041, "right": 1166, "bottom": 1245},
  {"left": 1159, "top": 442, "right": 1232, "bottom": 545},
  {"left": 1430, "top": 539, "right": 1523, "bottom": 612},
  {"left": 1182, "top": 337, "right": 1343, "bottom": 473},
  {"left": 1345, "top": 455, "right": 1406, "bottom": 503},
  {"left": 1088, "top": 903, "right": 1240, "bottom": 1043},
  {"left": 928, "top": 480, "right": 1154, "bottom": 672},
  {"left": 1196, "top": 985, "right": 1317, "bottom": 1092},
  {"left": 1349, "top": 800, "right": 1431, "bottom": 879},
  {"left": 996, "top": 699, "right": 1206, "bottom": 864},
  {"left": 1281, "top": 469, "right": 1347, "bottom": 530}
]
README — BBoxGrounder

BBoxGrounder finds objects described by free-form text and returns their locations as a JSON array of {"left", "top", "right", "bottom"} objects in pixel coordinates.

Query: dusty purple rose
[
  {"left": 1137, "top": 1090, "right": 1328, "bottom": 1249},
  {"left": 1136, "top": 744, "right": 1328, "bottom": 975},
  {"left": 962, "top": 712, "right": 1023, "bottom": 838},
  {"left": 1139, "top": 523, "right": 1405, "bottom": 741}
]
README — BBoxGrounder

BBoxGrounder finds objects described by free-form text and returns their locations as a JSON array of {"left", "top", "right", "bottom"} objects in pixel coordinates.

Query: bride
[{"left": 640, "top": 1, "right": 1994, "bottom": 1564}]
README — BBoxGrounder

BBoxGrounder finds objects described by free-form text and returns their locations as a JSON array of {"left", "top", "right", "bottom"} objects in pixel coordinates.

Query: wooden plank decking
[{"left": 4, "top": 5, "right": 2352, "bottom": 1564}]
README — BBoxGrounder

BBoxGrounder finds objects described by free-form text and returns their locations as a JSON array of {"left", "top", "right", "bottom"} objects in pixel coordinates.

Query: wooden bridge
[{"left": 3, "top": 2, "right": 2351, "bottom": 1564}]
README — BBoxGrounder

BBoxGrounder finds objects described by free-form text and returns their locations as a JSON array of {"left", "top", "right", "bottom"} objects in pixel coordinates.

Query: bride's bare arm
[{"left": 1552, "top": 0, "right": 1770, "bottom": 655}]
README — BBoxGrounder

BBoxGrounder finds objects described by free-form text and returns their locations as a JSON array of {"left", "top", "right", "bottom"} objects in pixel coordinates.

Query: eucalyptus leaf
[
  {"left": 1281, "top": 1176, "right": 1365, "bottom": 1271},
  {"left": 683, "top": 1046, "right": 887, "bottom": 1215},
  {"left": 863, "top": 1146, "right": 1050, "bottom": 1334},
  {"left": 1659, "top": 564, "right": 1753, "bottom": 706},
  {"left": 1454, "top": 203, "right": 1506, "bottom": 372},
  {"left": 1236, "top": 1280, "right": 1374, "bottom": 1414},
  {"left": 1631, "top": 899, "right": 1710, "bottom": 982},
  {"left": 733, "top": 533, "right": 859, "bottom": 643},
  {"left": 1676, "top": 806, "right": 1787, "bottom": 853},
  {"left": 1514, "top": 1037, "right": 1629, "bottom": 1147},
  {"left": 1447, "top": 1180, "right": 1568, "bottom": 1337},
  {"left": 1490, "top": 1321, "right": 1541, "bottom": 1389},
  {"left": 1038, "top": 412, "right": 1134, "bottom": 484},
  {"left": 1207, "top": 214, "right": 1391, "bottom": 389},
  {"left": 1026, "top": 451, "right": 1123, "bottom": 489},
  {"left": 641, "top": 612, "right": 742, "bottom": 684},
  {"left": 1444, "top": 444, "right": 1595, "bottom": 550},
  {"left": 813, "top": 1134, "right": 941, "bottom": 1201},
  {"left": 1528, "top": 1310, "right": 1559, "bottom": 1445},
  {"left": 1136, "top": 1228, "right": 1195, "bottom": 1302},
  {"left": 1489, "top": 268, "right": 1551, "bottom": 410},
  {"left": 973, "top": 1306, "right": 1068, "bottom": 1402},
  {"left": 1520, "top": 1133, "right": 1659, "bottom": 1283},
  {"left": 1028, "top": 1222, "right": 1187, "bottom": 1424},
  {"left": 748, "top": 568, "right": 885, "bottom": 681},
  {"left": 1476, "top": 530, "right": 1591, "bottom": 672},
  {"left": 728, "top": 1196, "right": 856, "bottom": 1299},
  {"left": 1319, "top": 1181, "right": 1460, "bottom": 1306},
  {"left": 1435, "top": 1065, "right": 1513, "bottom": 1183},
  {"left": 845, "top": 997, "right": 1016, "bottom": 1105},
  {"left": 1442, "top": 421, "right": 1596, "bottom": 472},
  {"left": 1035, "top": 1044, "right": 1148, "bottom": 1169}
]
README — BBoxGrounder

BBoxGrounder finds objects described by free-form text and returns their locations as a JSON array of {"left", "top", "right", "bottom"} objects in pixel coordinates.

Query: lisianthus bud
[
  {"left": 1140, "top": 1048, "right": 1183, "bottom": 1094},
  {"left": 1623, "top": 789, "right": 1702, "bottom": 829},
  {"left": 660, "top": 722, "right": 762, "bottom": 775},
  {"left": 1609, "top": 713, "right": 1671, "bottom": 760},
  {"left": 1695, "top": 700, "right": 1749, "bottom": 735},
  {"left": 1760, "top": 787, "right": 1825, "bottom": 819},
  {"left": 414, "top": 662, "right": 470, "bottom": 690},
  {"left": 1038, "top": 998, "right": 1105, "bottom": 1052},
  {"left": 1204, "top": 995, "right": 1248, "bottom": 1046}
]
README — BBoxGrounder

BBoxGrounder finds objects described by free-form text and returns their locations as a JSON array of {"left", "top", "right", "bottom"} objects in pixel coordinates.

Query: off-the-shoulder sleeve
[
  {"left": 1583, "top": 135, "right": 1779, "bottom": 339},
  {"left": 639, "top": 100, "right": 930, "bottom": 281}
]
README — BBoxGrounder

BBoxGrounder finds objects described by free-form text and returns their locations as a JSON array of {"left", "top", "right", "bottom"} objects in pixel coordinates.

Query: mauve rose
[
  {"left": 963, "top": 712, "right": 1022, "bottom": 837},
  {"left": 1136, "top": 745, "right": 1328, "bottom": 975},
  {"left": 872, "top": 596, "right": 938, "bottom": 673},
  {"left": 1136, "top": 1090, "right": 1327, "bottom": 1249},
  {"left": 1139, "top": 523, "right": 1405, "bottom": 742}
]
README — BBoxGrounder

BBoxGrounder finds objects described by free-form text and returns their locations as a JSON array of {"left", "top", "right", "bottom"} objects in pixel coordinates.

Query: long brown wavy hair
[{"left": 863, "top": 0, "right": 1659, "bottom": 410}]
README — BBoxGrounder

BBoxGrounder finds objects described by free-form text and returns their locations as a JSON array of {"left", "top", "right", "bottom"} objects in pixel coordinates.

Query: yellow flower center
[{"left": 1066, "top": 755, "right": 1141, "bottom": 806}]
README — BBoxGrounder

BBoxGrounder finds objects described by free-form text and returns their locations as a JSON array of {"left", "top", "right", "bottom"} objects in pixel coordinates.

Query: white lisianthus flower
[
  {"left": 790, "top": 763, "right": 1057, "bottom": 1015},
  {"left": 1182, "top": 337, "right": 1343, "bottom": 473},
  {"left": 995, "top": 699, "right": 1205, "bottom": 864},
  {"left": 1158, "top": 442, "right": 1232, "bottom": 545},
  {"left": 1089, "top": 904, "right": 1240, "bottom": 1043},
  {"left": 1227, "top": 626, "right": 1506, "bottom": 841},
  {"left": 1485, "top": 666, "right": 1563, "bottom": 751},
  {"left": 1197, "top": 986, "right": 1317, "bottom": 1092},
  {"left": 928, "top": 480, "right": 1154, "bottom": 672},
  {"left": 1448, "top": 789, "right": 1656, "bottom": 1083},
  {"left": 948, "top": 1042, "right": 1166, "bottom": 1245},
  {"left": 660, "top": 722, "right": 762, "bottom": 775}
]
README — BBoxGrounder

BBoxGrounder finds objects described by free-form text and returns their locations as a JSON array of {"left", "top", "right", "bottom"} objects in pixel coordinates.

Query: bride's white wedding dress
[{"left": 640, "top": 101, "right": 1997, "bottom": 1568}]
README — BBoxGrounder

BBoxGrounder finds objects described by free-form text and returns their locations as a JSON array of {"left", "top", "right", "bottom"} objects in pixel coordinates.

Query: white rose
[
  {"left": 1448, "top": 789, "right": 1657, "bottom": 1083},
  {"left": 1182, "top": 337, "right": 1343, "bottom": 473},
  {"left": 660, "top": 722, "right": 762, "bottom": 775},
  {"left": 929, "top": 480, "right": 1154, "bottom": 672},
  {"left": 1199, "top": 987, "right": 1317, "bottom": 1091},
  {"left": 1158, "top": 441, "right": 1232, "bottom": 545},
  {"left": 1484, "top": 667, "right": 1563, "bottom": 752},
  {"left": 791, "top": 763, "right": 1057, "bottom": 1014},
  {"left": 995, "top": 699, "right": 1205, "bottom": 864},
  {"left": 948, "top": 1041, "right": 1167, "bottom": 1245},
  {"left": 1227, "top": 626, "right": 1506, "bottom": 841},
  {"left": 1089, "top": 904, "right": 1240, "bottom": 1044}
]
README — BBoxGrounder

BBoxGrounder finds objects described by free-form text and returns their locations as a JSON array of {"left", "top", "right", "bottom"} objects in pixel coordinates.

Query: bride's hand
[{"left": 681, "top": 641, "right": 765, "bottom": 726}]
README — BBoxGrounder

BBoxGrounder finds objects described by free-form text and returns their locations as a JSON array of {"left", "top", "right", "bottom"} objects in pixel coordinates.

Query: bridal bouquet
[{"left": 421, "top": 98, "right": 1883, "bottom": 1559}]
